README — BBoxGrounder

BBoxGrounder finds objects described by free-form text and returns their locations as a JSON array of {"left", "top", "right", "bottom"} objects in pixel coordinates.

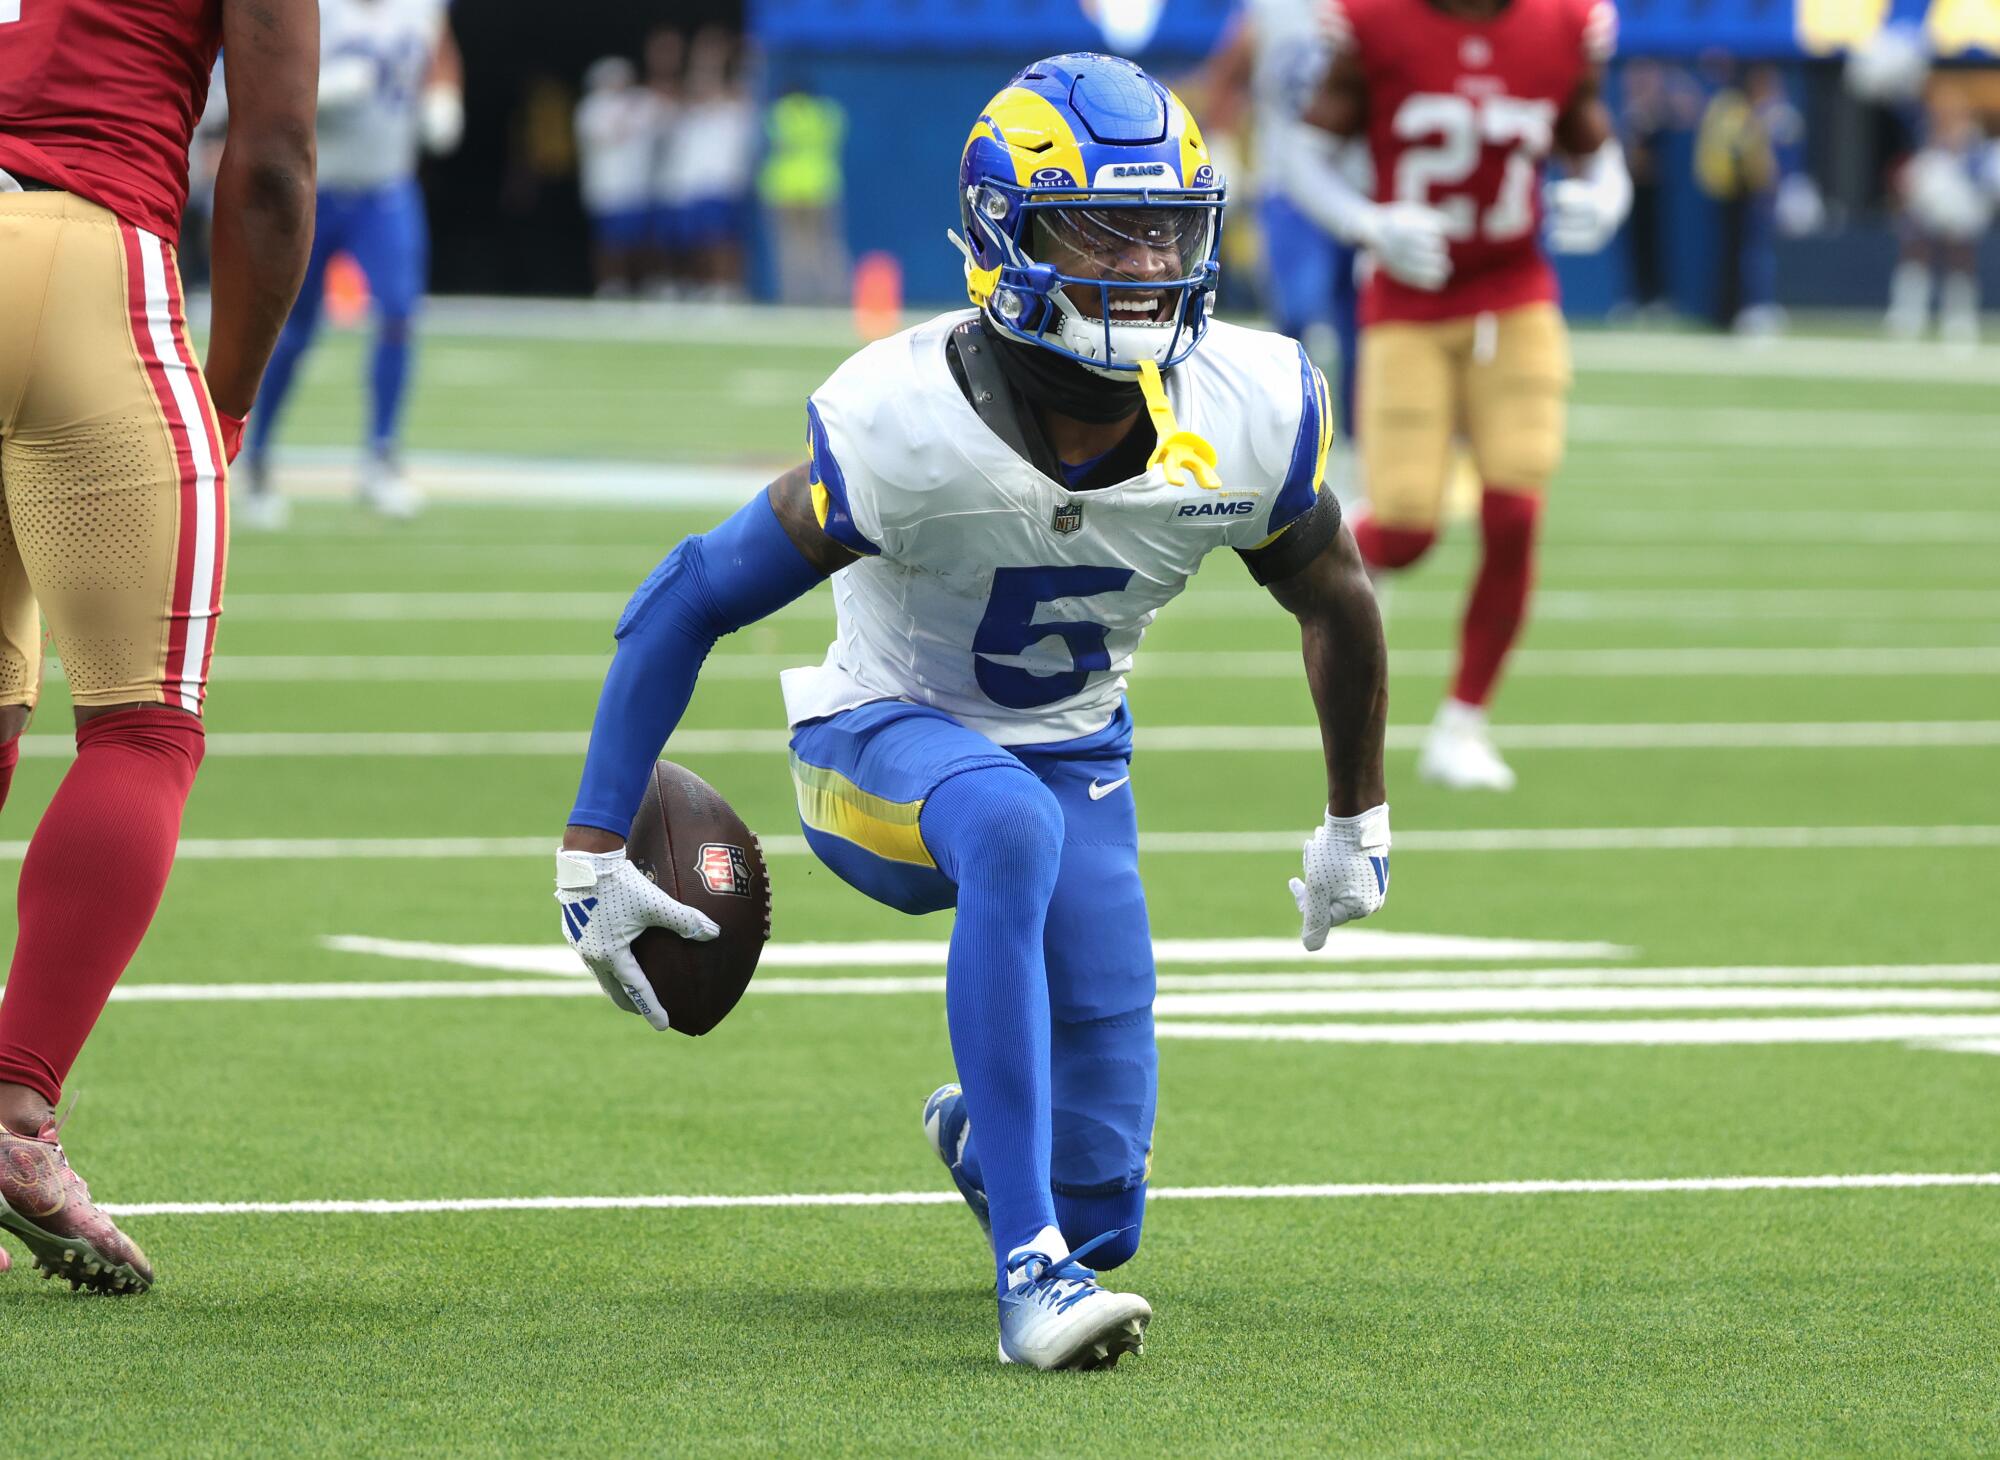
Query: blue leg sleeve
[
  {"left": 921, "top": 765, "right": 1067, "bottom": 1285},
  {"left": 958, "top": 730, "right": 1158, "bottom": 1272},
  {"left": 568, "top": 491, "right": 825, "bottom": 835},
  {"left": 246, "top": 201, "right": 337, "bottom": 460},
  {"left": 352, "top": 181, "right": 429, "bottom": 452}
]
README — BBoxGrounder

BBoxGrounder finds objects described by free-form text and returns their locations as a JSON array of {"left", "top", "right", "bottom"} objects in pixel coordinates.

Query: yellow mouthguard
[{"left": 1137, "top": 358, "right": 1221, "bottom": 490}]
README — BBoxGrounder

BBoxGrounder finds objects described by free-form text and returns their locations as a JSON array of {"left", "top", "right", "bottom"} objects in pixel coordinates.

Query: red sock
[
  {"left": 1452, "top": 487, "right": 1541, "bottom": 708},
  {"left": 1352, "top": 513, "right": 1437, "bottom": 571},
  {"left": 0, "top": 737, "right": 18, "bottom": 815},
  {"left": 0, "top": 707, "right": 204, "bottom": 1105}
]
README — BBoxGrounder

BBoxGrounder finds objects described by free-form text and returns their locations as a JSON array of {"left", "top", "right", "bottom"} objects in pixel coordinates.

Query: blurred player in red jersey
[
  {"left": 1299, "top": 0, "right": 1629, "bottom": 789},
  {"left": 0, "top": 0, "right": 319, "bottom": 1290}
]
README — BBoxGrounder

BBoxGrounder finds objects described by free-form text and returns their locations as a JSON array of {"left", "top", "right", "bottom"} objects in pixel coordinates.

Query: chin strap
[{"left": 1137, "top": 359, "right": 1221, "bottom": 490}]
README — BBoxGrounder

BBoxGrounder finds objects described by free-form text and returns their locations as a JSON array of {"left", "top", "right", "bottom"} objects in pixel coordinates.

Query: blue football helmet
[{"left": 954, "top": 53, "right": 1226, "bottom": 378}]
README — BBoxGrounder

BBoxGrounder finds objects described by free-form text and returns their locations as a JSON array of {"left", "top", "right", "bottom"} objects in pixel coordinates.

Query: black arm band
[{"left": 1236, "top": 489, "right": 1344, "bottom": 587}]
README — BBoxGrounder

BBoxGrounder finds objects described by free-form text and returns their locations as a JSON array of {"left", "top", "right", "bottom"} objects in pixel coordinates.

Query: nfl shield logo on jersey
[
  {"left": 695, "top": 843, "right": 753, "bottom": 897},
  {"left": 1051, "top": 502, "right": 1084, "bottom": 536}
]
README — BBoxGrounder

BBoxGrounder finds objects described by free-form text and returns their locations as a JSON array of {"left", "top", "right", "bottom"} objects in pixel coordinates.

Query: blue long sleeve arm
[{"left": 568, "top": 490, "right": 828, "bottom": 836}]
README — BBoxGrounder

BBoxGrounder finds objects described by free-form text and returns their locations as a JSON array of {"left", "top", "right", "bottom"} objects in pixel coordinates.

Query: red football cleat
[{"left": 0, "top": 1124, "right": 153, "bottom": 1294}]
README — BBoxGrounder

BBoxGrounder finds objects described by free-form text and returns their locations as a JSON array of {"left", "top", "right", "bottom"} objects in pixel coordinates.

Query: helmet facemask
[{"left": 957, "top": 178, "right": 1223, "bottom": 379}]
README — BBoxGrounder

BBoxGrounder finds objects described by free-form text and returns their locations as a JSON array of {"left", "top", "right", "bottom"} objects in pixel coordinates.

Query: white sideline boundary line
[
  {"left": 100, "top": 1171, "right": 2000, "bottom": 1218},
  {"left": 18, "top": 722, "right": 2000, "bottom": 758},
  {"left": 8, "top": 825, "right": 1994, "bottom": 862}
]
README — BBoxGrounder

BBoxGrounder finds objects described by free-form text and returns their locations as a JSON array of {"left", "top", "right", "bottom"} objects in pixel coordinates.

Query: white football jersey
[
  {"left": 780, "top": 311, "right": 1332, "bottom": 746},
  {"left": 317, "top": 0, "right": 449, "bottom": 190},
  {"left": 1244, "top": 0, "right": 1339, "bottom": 183}
]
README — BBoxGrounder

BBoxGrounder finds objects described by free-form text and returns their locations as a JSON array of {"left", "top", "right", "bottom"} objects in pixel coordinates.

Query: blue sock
[
  {"left": 920, "top": 766, "right": 1064, "bottom": 1287},
  {"left": 369, "top": 320, "right": 413, "bottom": 455}
]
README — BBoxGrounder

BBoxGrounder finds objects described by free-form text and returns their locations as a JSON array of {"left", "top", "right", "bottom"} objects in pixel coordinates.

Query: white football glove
[
  {"left": 1545, "top": 141, "right": 1633, "bottom": 255},
  {"left": 1288, "top": 804, "right": 1391, "bottom": 951},
  {"left": 1355, "top": 203, "right": 1454, "bottom": 292},
  {"left": 555, "top": 847, "right": 719, "bottom": 1031}
]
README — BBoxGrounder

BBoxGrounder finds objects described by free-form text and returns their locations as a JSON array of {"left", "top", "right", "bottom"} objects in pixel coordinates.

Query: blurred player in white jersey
[
  {"left": 239, "top": 0, "right": 461, "bottom": 526},
  {"left": 1200, "top": 0, "right": 1365, "bottom": 440},
  {"left": 575, "top": 58, "right": 660, "bottom": 298}
]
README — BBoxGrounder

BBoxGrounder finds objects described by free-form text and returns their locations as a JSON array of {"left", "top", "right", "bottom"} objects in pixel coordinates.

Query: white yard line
[
  {"left": 18, "top": 722, "right": 2000, "bottom": 758},
  {"left": 98, "top": 1169, "right": 2000, "bottom": 1219},
  {"left": 157, "top": 646, "right": 2000, "bottom": 684},
  {"left": 321, "top": 932, "right": 1631, "bottom": 974},
  {"left": 1150, "top": 988, "right": 2000, "bottom": 1015},
  {"left": 1569, "top": 404, "right": 2000, "bottom": 451},
  {"left": 1154, "top": 1015, "right": 2000, "bottom": 1045},
  {"left": 7, "top": 825, "right": 1992, "bottom": 862},
  {"left": 105, "top": 980, "right": 2000, "bottom": 1014}
]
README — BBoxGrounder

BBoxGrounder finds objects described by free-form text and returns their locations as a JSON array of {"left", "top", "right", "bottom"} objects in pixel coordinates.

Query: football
[{"left": 623, "top": 760, "right": 772, "bottom": 1036}]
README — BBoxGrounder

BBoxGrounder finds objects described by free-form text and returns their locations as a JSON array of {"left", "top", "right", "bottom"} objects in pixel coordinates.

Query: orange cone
[
  {"left": 853, "top": 251, "right": 903, "bottom": 342},
  {"left": 326, "top": 252, "right": 371, "bottom": 327}
]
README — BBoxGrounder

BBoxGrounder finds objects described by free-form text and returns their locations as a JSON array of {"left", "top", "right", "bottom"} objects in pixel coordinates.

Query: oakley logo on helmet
[
  {"left": 1030, "top": 166, "right": 1076, "bottom": 186},
  {"left": 1192, "top": 164, "right": 1217, "bottom": 188}
]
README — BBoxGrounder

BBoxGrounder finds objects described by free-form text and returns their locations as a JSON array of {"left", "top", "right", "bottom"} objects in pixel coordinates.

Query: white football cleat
[
  {"left": 360, "top": 455, "right": 424, "bottom": 519},
  {"left": 997, "top": 1226, "right": 1150, "bottom": 1371},
  {"left": 233, "top": 489, "right": 290, "bottom": 532},
  {"left": 1418, "top": 699, "right": 1516, "bottom": 792}
]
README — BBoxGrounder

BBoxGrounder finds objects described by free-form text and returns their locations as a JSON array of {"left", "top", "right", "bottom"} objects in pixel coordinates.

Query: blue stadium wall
[{"left": 749, "top": 0, "right": 1998, "bottom": 314}]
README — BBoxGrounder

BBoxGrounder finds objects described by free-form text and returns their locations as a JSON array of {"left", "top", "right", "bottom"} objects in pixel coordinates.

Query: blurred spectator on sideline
[
  {"left": 1618, "top": 59, "right": 1673, "bottom": 316},
  {"left": 646, "top": 29, "right": 690, "bottom": 292},
  {"left": 1887, "top": 84, "right": 1995, "bottom": 347},
  {"left": 656, "top": 28, "right": 756, "bottom": 299},
  {"left": 1733, "top": 65, "right": 1817, "bottom": 336},
  {"left": 575, "top": 57, "right": 659, "bottom": 297},
  {"left": 760, "top": 86, "right": 849, "bottom": 305},
  {"left": 1695, "top": 58, "right": 1777, "bottom": 332}
]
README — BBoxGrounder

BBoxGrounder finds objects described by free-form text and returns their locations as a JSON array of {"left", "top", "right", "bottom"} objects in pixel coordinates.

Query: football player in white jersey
[
  {"left": 238, "top": 0, "right": 461, "bottom": 526},
  {"left": 556, "top": 54, "right": 1391, "bottom": 1372}
]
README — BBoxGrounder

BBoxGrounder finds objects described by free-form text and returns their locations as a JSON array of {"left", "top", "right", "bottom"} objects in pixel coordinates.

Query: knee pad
[
  {"left": 922, "top": 765, "right": 1064, "bottom": 896},
  {"left": 1353, "top": 514, "right": 1437, "bottom": 571}
]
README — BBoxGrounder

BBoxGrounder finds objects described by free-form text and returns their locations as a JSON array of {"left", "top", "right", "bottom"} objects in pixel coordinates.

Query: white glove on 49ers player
[
  {"left": 556, "top": 848, "right": 718, "bottom": 1031},
  {"left": 1289, "top": 804, "right": 1391, "bottom": 950}
]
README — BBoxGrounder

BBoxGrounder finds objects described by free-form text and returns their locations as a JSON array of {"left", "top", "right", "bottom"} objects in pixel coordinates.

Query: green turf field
[{"left": 3, "top": 308, "right": 1997, "bottom": 1456}]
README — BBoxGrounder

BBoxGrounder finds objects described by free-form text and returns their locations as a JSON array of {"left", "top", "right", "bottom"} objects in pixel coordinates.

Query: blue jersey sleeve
[{"left": 568, "top": 491, "right": 826, "bottom": 836}]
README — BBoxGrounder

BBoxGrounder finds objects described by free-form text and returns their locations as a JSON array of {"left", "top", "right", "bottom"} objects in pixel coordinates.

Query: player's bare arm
[
  {"left": 1300, "top": 45, "right": 1366, "bottom": 137},
  {"left": 204, "top": 0, "right": 319, "bottom": 427},
  {"left": 1545, "top": 61, "right": 1633, "bottom": 253},
  {"left": 1264, "top": 519, "right": 1389, "bottom": 818},
  {"left": 1556, "top": 63, "right": 1614, "bottom": 157}
]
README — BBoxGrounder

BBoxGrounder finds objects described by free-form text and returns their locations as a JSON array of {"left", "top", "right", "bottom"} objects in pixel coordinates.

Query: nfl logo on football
[
  {"left": 695, "top": 842, "right": 752, "bottom": 897},
  {"left": 1051, "top": 502, "right": 1083, "bottom": 536}
]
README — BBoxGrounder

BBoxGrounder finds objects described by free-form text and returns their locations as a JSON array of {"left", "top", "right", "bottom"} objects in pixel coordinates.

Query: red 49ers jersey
[
  {"left": 1330, "top": 0, "right": 1614, "bottom": 324},
  {"left": 0, "top": 0, "right": 223, "bottom": 239}
]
